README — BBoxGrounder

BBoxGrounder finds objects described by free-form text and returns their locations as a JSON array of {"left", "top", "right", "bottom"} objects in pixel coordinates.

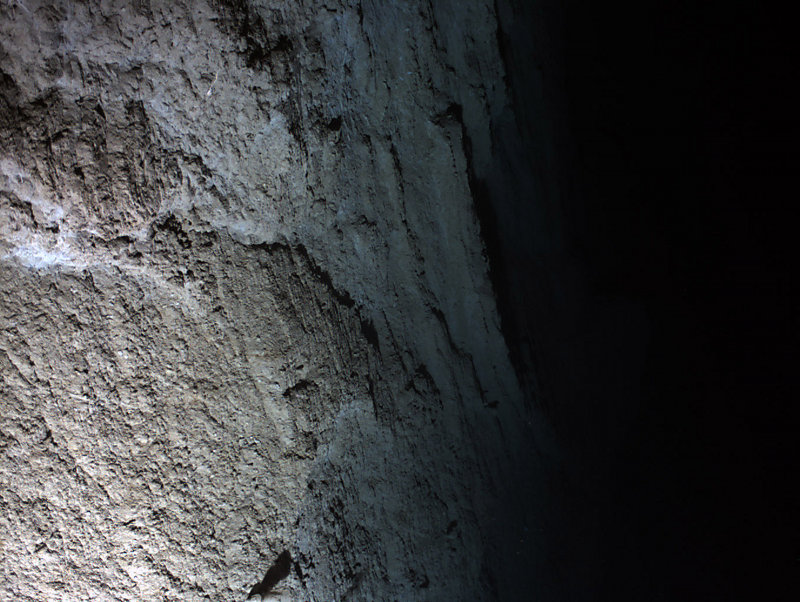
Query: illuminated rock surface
[
  {"left": 0, "top": 2, "right": 541, "bottom": 599},
  {"left": 4, "top": 2, "right": 797, "bottom": 601}
]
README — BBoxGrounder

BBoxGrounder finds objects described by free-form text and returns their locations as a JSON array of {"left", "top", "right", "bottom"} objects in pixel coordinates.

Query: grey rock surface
[{"left": 0, "top": 1, "right": 546, "bottom": 599}]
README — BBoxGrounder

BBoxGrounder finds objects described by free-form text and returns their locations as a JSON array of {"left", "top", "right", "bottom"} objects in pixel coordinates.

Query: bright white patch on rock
[{"left": 8, "top": 240, "right": 76, "bottom": 269}]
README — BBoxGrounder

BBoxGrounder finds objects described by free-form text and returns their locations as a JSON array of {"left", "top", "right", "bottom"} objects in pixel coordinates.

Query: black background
[
  {"left": 492, "top": 0, "right": 797, "bottom": 598},
  {"left": 564, "top": 1, "right": 797, "bottom": 597}
]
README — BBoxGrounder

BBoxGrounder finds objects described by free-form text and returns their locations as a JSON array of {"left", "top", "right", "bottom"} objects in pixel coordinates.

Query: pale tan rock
[{"left": 0, "top": 1, "right": 534, "bottom": 600}]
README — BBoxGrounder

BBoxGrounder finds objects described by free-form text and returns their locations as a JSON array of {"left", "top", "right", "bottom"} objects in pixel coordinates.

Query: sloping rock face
[{"left": 1, "top": 1, "right": 547, "bottom": 600}]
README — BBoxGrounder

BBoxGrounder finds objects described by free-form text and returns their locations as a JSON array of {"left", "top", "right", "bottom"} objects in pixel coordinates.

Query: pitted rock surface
[{"left": 1, "top": 1, "right": 542, "bottom": 600}]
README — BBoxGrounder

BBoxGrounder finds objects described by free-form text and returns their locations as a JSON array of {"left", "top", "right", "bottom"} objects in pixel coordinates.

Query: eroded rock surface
[{"left": 1, "top": 1, "right": 539, "bottom": 599}]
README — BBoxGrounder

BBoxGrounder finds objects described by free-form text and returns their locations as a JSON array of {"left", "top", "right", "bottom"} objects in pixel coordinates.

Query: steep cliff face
[{"left": 1, "top": 1, "right": 545, "bottom": 600}]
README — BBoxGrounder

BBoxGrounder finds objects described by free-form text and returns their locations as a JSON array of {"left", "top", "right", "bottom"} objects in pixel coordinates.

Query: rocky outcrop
[{"left": 1, "top": 1, "right": 546, "bottom": 599}]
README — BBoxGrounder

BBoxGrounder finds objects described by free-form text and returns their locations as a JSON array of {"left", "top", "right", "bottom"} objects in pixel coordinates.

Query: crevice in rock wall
[{"left": 438, "top": 101, "right": 512, "bottom": 407}]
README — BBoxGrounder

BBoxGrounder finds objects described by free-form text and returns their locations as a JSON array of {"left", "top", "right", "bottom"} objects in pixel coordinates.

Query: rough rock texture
[{"left": 1, "top": 1, "right": 546, "bottom": 600}]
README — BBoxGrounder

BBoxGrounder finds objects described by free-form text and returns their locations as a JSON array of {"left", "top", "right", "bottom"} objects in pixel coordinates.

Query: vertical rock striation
[{"left": 1, "top": 1, "right": 552, "bottom": 600}]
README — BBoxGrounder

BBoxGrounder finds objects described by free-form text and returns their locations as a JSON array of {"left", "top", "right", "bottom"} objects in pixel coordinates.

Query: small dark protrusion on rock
[{"left": 248, "top": 550, "right": 292, "bottom": 599}]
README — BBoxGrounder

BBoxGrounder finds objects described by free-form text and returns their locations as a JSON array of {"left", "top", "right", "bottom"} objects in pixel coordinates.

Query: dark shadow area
[
  {"left": 248, "top": 550, "right": 292, "bottom": 599},
  {"left": 485, "top": 0, "right": 797, "bottom": 598}
]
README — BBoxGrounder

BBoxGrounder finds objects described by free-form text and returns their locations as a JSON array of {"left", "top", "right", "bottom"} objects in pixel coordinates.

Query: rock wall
[{"left": 1, "top": 1, "right": 551, "bottom": 600}]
